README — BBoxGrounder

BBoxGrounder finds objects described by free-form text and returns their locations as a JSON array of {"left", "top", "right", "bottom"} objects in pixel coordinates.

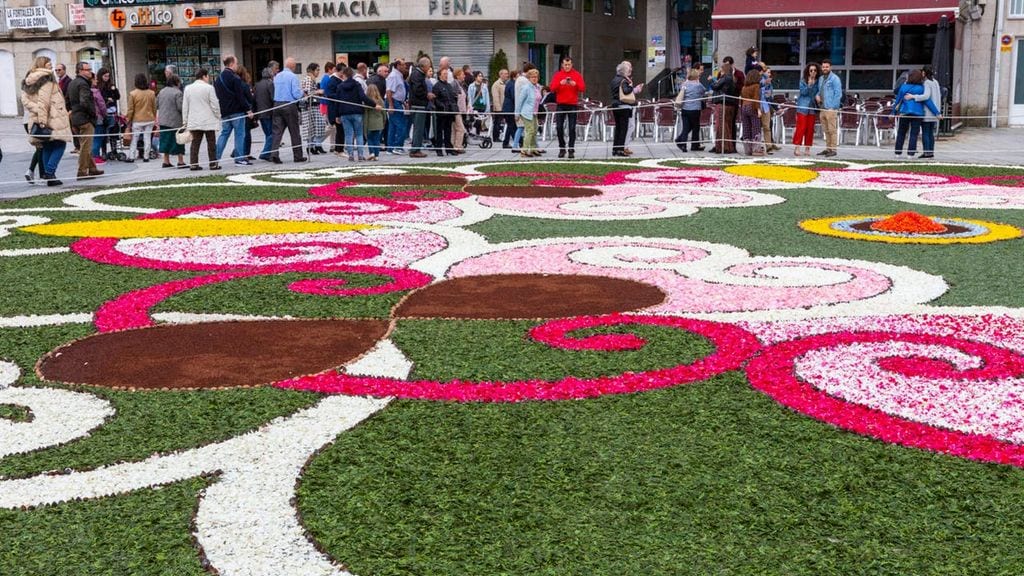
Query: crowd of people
[
  {"left": 18, "top": 48, "right": 945, "bottom": 186},
  {"left": 676, "top": 46, "right": 944, "bottom": 158}
]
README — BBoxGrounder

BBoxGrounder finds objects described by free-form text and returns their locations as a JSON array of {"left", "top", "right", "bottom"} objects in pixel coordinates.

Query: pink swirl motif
[
  {"left": 94, "top": 264, "right": 432, "bottom": 332},
  {"left": 448, "top": 242, "right": 895, "bottom": 314},
  {"left": 814, "top": 169, "right": 964, "bottom": 190},
  {"left": 746, "top": 330, "right": 1024, "bottom": 467},
  {"left": 275, "top": 314, "right": 762, "bottom": 402},
  {"left": 472, "top": 169, "right": 783, "bottom": 219},
  {"left": 916, "top": 185, "right": 1024, "bottom": 208}
]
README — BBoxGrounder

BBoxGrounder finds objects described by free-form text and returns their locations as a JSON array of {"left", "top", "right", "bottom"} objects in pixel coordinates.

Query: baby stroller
[
  {"left": 464, "top": 111, "right": 493, "bottom": 149},
  {"left": 104, "top": 115, "right": 130, "bottom": 162}
]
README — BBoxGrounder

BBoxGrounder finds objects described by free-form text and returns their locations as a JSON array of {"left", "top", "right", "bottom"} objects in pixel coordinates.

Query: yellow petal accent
[
  {"left": 20, "top": 219, "right": 379, "bottom": 239},
  {"left": 725, "top": 165, "right": 819, "bottom": 184}
]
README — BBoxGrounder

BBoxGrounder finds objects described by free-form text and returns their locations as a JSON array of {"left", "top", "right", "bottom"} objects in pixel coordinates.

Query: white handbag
[{"left": 174, "top": 126, "right": 192, "bottom": 146}]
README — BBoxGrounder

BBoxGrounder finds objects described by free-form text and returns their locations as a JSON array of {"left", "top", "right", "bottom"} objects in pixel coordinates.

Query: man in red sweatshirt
[{"left": 549, "top": 56, "right": 586, "bottom": 159}]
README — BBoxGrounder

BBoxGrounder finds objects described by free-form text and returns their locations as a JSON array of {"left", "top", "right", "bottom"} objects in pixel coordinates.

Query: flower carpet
[{"left": 3, "top": 158, "right": 1024, "bottom": 575}]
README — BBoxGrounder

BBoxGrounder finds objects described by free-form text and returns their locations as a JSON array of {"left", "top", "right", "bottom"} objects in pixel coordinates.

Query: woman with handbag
[
  {"left": 157, "top": 74, "right": 186, "bottom": 168},
  {"left": 21, "top": 56, "right": 72, "bottom": 186},
  {"left": 610, "top": 60, "right": 643, "bottom": 157}
]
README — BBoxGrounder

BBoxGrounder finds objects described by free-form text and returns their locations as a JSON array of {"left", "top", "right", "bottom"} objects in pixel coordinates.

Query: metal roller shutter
[{"left": 431, "top": 29, "right": 494, "bottom": 78}]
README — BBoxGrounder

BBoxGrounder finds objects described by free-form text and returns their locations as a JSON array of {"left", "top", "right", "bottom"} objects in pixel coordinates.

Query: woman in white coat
[{"left": 182, "top": 68, "right": 222, "bottom": 170}]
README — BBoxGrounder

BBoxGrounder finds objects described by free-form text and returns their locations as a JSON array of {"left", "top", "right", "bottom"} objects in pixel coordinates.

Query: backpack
[{"left": 472, "top": 88, "right": 486, "bottom": 112}]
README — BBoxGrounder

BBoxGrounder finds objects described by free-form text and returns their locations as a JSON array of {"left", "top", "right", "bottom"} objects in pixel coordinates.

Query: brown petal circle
[
  {"left": 347, "top": 175, "right": 468, "bottom": 186},
  {"left": 464, "top": 186, "right": 602, "bottom": 198},
  {"left": 393, "top": 274, "right": 666, "bottom": 319},
  {"left": 38, "top": 319, "right": 390, "bottom": 391}
]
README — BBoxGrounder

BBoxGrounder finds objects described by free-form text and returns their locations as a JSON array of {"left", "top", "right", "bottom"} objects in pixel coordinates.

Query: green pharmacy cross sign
[{"left": 517, "top": 26, "right": 535, "bottom": 43}]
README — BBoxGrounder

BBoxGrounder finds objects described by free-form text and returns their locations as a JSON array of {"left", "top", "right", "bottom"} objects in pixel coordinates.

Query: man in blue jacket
[
  {"left": 214, "top": 55, "right": 254, "bottom": 165},
  {"left": 815, "top": 59, "right": 843, "bottom": 157},
  {"left": 271, "top": 57, "right": 307, "bottom": 163}
]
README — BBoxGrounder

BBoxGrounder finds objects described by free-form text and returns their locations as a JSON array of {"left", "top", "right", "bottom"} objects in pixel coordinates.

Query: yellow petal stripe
[
  {"left": 724, "top": 165, "right": 819, "bottom": 184},
  {"left": 800, "top": 216, "right": 1022, "bottom": 244},
  {"left": 20, "top": 219, "right": 379, "bottom": 239}
]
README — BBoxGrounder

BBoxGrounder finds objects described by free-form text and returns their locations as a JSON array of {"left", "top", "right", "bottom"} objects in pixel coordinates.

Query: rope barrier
[{"left": 1, "top": 92, "right": 1018, "bottom": 190}]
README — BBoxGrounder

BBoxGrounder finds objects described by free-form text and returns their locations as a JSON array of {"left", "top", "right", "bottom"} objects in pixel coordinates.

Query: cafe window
[
  {"left": 761, "top": 29, "right": 800, "bottom": 66},
  {"left": 851, "top": 26, "right": 893, "bottom": 65},
  {"left": 807, "top": 28, "right": 846, "bottom": 65},
  {"left": 899, "top": 25, "right": 936, "bottom": 65},
  {"left": 772, "top": 69, "right": 801, "bottom": 91},
  {"left": 848, "top": 69, "right": 895, "bottom": 90}
]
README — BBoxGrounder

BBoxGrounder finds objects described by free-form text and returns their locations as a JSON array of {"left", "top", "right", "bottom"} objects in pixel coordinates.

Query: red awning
[{"left": 711, "top": 0, "right": 959, "bottom": 29}]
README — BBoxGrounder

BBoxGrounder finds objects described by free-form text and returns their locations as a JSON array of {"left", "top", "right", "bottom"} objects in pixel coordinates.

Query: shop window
[
  {"left": 771, "top": 69, "right": 801, "bottom": 91},
  {"left": 627, "top": 0, "right": 636, "bottom": 18},
  {"left": 899, "top": 25, "right": 936, "bottom": 65},
  {"left": 761, "top": 29, "right": 800, "bottom": 67},
  {"left": 677, "top": 0, "right": 712, "bottom": 66},
  {"left": 538, "top": 0, "right": 574, "bottom": 8},
  {"left": 807, "top": 28, "right": 846, "bottom": 65},
  {"left": 584, "top": 0, "right": 594, "bottom": 11},
  {"left": 604, "top": 0, "right": 614, "bottom": 16},
  {"left": 849, "top": 69, "right": 896, "bottom": 91},
  {"left": 851, "top": 26, "right": 893, "bottom": 66},
  {"left": 623, "top": 49, "right": 642, "bottom": 67},
  {"left": 148, "top": 32, "right": 221, "bottom": 88}
]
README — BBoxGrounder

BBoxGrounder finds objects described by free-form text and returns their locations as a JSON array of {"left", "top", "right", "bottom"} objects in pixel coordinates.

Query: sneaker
[
  {"left": 234, "top": 158, "right": 252, "bottom": 166},
  {"left": 93, "top": 156, "right": 106, "bottom": 165},
  {"left": 24, "top": 170, "right": 34, "bottom": 185}
]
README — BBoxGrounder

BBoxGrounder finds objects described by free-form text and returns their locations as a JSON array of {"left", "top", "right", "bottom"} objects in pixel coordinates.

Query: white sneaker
[{"left": 24, "top": 170, "right": 35, "bottom": 185}]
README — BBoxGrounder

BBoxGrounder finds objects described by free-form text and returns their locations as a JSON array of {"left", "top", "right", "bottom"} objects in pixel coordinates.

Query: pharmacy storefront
[{"left": 86, "top": 0, "right": 532, "bottom": 94}]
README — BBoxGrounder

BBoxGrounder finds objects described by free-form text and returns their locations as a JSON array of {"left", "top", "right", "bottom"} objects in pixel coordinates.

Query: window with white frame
[{"left": 1011, "top": 0, "right": 1024, "bottom": 17}]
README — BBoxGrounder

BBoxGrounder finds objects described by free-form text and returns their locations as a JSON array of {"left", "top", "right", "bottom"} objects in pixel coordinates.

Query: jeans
[
  {"left": 91, "top": 121, "right": 106, "bottom": 157},
  {"left": 367, "top": 130, "right": 383, "bottom": 157},
  {"left": 42, "top": 140, "right": 66, "bottom": 176},
  {"left": 259, "top": 117, "right": 273, "bottom": 159},
  {"left": 676, "top": 109, "right": 701, "bottom": 149},
  {"left": 522, "top": 117, "right": 538, "bottom": 152},
  {"left": 387, "top": 109, "right": 407, "bottom": 150},
  {"left": 340, "top": 114, "right": 366, "bottom": 159},
  {"left": 921, "top": 121, "right": 936, "bottom": 153},
  {"left": 612, "top": 106, "right": 632, "bottom": 153},
  {"left": 410, "top": 107, "right": 428, "bottom": 153},
  {"left": 555, "top": 104, "right": 578, "bottom": 150},
  {"left": 131, "top": 121, "right": 154, "bottom": 160},
  {"left": 216, "top": 113, "right": 247, "bottom": 160},
  {"left": 895, "top": 115, "right": 923, "bottom": 154}
]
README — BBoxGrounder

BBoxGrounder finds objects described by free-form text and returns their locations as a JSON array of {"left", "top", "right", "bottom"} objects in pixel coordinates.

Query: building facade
[
  {"left": 641, "top": 0, "right": 1024, "bottom": 127},
  {"left": 33, "top": 0, "right": 645, "bottom": 109}
]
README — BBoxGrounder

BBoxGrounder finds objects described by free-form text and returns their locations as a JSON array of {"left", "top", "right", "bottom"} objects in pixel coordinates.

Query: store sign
[
  {"left": 109, "top": 6, "right": 172, "bottom": 28},
  {"left": 764, "top": 18, "right": 804, "bottom": 28},
  {"left": 68, "top": 3, "right": 87, "bottom": 26},
  {"left": 516, "top": 26, "right": 535, "bottom": 43},
  {"left": 291, "top": 0, "right": 380, "bottom": 18},
  {"left": 856, "top": 14, "right": 900, "bottom": 25},
  {"left": 183, "top": 5, "right": 222, "bottom": 26},
  {"left": 427, "top": 0, "right": 482, "bottom": 16},
  {"left": 86, "top": 0, "right": 238, "bottom": 7},
  {"left": 5, "top": 6, "right": 64, "bottom": 32}
]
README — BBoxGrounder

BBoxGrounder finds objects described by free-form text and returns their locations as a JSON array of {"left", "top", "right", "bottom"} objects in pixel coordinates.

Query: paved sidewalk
[{"left": 0, "top": 115, "right": 1020, "bottom": 198}]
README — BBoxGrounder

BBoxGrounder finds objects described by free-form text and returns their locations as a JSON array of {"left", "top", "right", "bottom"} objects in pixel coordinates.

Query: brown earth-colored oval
[
  {"left": 38, "top": 319, "right": 390, "bottom": 390},
  {"left": 393, "top": 274, "right": 666, "bottom": 319},
  {"left": 347, "top": 175, "right": 468, "bottom": 186},
  {"left": 464, "top": 185, "right": 603, "bottom": 198}
]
